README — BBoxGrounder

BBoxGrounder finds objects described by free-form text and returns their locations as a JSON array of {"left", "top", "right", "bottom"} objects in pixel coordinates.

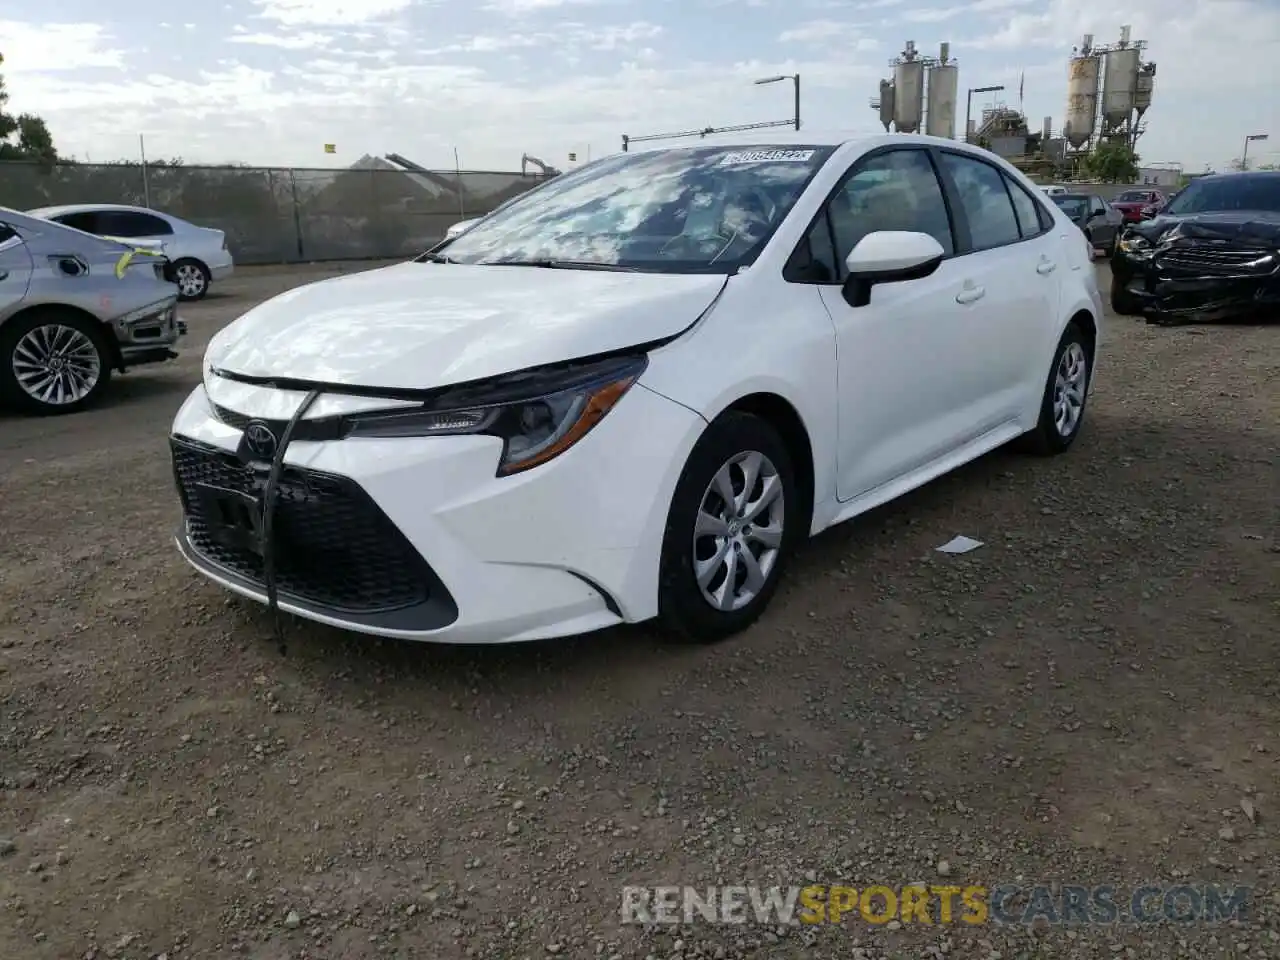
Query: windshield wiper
[{"left": 479, "top": 258, "right": 638, "bottom": 272}]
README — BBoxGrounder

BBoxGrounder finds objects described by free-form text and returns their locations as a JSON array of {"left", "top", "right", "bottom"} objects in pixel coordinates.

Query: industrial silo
[
  {"left": 878, "top": 79, "right": 896, "bottom": 132},
  {"left": 892, "top": 42, "right": 925, "bottom": 134},
  {"left": 1134, "top": 62, "right": 1156, "bottom": 119},
  {"left": 1063, "top": 36, "right": 1100, "bottom": 149},
  {"left": 1101, "top": 42, "right": 1140, "bottom": 132},
  {"left": 924, "top": 43, "right": 958, "bottom": 139}
]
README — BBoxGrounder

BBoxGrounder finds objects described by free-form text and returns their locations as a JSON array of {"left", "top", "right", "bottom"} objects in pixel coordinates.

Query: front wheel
[
  {"left": 1014, "top": 322, "right": 1092, "bottom": 456},
  {"left": 0, "top": 310, "right": 112, "bottom": 415},
  {"left": 657, "top": 412, "right": 801, "bottom": 644},
  {"left": 1110, "top": 272, "right": 1141, "bottom": 316}
]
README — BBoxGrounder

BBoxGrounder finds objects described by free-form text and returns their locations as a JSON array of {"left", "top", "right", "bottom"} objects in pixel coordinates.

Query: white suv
[{"left": 171, "top": 133, "right": 1102, "bottom": 645}]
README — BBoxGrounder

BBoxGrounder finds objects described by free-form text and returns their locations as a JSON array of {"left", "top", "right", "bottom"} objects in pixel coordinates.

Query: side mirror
[{"left": 842, "top": 231, "right": 945, "bottom": 308}]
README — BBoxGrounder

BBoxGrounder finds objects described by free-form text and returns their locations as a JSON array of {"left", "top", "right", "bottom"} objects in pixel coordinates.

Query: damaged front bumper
[{"left": 1117, "top": 240, "right": 1280, "bottom": 324}]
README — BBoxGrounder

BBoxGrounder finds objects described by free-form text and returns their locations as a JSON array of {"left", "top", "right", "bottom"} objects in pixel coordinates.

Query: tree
[
  {"left": 1082, "top": 139, "right": 1139, "bottom": 183},
  {"left": 0, "top": 51, "right": 59, "bottom": 166}
]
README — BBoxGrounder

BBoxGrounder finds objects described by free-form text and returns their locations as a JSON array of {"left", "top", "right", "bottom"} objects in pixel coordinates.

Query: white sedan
[
  {"left": 27, "top": 203, "right": 234, "bottom": 301},
  {"left": 171, "top": 133, "right": 1102, "bottom": 645}
]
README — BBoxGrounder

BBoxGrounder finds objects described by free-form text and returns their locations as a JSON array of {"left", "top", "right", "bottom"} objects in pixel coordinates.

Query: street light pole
[
  {"left": 965, "top": 84, "right": 1004, "bottom": 144},
  {"left": 1242, "top": 133, "right": 1269, "bottom": 171},
  {"left": 754, "top": 74, "right": 801, "bottom": 131}
]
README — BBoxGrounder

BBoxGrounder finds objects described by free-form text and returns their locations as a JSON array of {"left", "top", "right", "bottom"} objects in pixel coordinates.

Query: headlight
[
  {"left": 343, "top": 354, "right": 647, "bottom": 476},
  {"left": 1118, "top": 234, "right": 1153, "bottom": 257}
]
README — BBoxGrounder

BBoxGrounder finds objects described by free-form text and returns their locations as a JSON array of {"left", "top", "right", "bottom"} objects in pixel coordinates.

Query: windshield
[
  {"left": 435, "top": 144, "right": 835, "bottom": 273},
  {"left": 1053, "top": 196, "right": 1088, "bottom": 219},
  {"left": 1162, "top": 176, "right": 1280, "bottom": 217},
  {"left": 1115, "top": 191, "right": 1150, "bottom": 203}
]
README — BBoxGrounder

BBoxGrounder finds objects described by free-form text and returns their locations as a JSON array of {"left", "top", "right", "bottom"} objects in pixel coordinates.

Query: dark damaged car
[{"left": 1110, "top": 172, "right": 1280, "bottom": 325}]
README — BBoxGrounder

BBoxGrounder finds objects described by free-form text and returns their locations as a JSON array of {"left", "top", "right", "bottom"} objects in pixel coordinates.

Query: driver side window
[
  {"left": 786, "top": 148, "right": 953, "bottom": 284},
  {"left": 1090, "top": 197, "right": 1107, "bottom": 217}
]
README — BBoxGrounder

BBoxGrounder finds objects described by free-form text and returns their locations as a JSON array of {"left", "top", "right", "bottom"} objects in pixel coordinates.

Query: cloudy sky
[{"left": 3, "top": 0, "right": 1278, "bottom": 174}]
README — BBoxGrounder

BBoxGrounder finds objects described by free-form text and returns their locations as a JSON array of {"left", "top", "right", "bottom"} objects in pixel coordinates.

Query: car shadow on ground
[{"left": 215, "top": 408, "right": 1277, "bottom": 721}]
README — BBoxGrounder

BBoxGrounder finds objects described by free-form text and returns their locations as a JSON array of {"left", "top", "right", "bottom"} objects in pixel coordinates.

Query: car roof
[
  {"left": 1191, "top": 171, "right": 1280, "bottom": 185},
  {"left": 622, "top": 130, "right": 1006, "bottom": 160},
  {"left": 26, "top": 203, "right": 173, "bottom": 219}
]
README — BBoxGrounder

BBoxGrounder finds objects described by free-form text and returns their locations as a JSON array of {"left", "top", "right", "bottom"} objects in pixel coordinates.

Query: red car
[{"left": 1110, "top": 188, "right": 1167, "bottom": 223}]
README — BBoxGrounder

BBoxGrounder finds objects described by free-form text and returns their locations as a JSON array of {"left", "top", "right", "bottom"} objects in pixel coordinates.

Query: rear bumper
[{"left": 112, "top": 297, "right": 184, "bottom": 365}]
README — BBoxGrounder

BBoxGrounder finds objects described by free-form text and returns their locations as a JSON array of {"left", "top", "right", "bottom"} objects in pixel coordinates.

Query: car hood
[
  {"left": 1130, "top": 210, "right": 1280, "bottom": 245},
  {"left": 207, "top": 261, "right": 728, "bottom": 391}
]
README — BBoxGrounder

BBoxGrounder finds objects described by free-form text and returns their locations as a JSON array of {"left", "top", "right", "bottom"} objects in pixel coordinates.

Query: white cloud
[
  {"left": 227, "top": 31, "right": 334, "bottom": 49},
  {"left": 778, "top": 21, "right": 880, "bottom": 55},
  {"left": 0, "top": 21, "right": 123, "bottom": 72},
  {"left": 483, "top": 0, "right": 604, "bottom": 13},
  {"left": 250, "top": 0, "right": 413, "bottom": 26}
]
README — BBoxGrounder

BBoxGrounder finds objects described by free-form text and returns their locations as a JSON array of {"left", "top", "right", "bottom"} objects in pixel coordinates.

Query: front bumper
[
  {"left": 168, "top": 378, "right": 706, "bottom": 643},
  {"left": 1113, "top": 246, "right": 1280, "bottom": 322}
]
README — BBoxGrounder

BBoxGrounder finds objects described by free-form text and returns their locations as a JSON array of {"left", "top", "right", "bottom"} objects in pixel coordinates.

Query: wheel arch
[
  {"left": 711, "top": 391, "right": 816, "bottom": 533},
  {"left": 1, "top": 302, "right": 122, "bottom": 368}
]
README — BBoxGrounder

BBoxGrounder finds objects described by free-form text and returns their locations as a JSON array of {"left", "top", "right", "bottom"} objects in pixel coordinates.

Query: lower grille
[{"left": 171, "top": 436, "right": 443, "bottom": 615}]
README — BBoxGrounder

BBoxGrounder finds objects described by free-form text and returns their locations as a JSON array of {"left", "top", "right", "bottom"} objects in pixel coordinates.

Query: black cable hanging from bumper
[{"left": 261, "top": 388, "right": 322, "bottom": 654}]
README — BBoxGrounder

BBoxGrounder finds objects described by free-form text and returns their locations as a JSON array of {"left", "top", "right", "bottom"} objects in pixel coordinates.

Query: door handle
[
  {"left": 955, "top": 286, "right": 985, "bottom": 305},
  {"left": 1037, "top": 260, "right": 1057, "bottom": 275}
]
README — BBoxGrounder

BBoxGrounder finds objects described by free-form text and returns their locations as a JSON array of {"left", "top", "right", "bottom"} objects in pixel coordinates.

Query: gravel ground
[{"left": 1, "top": 261, "right": 1277, "bottom": 960}]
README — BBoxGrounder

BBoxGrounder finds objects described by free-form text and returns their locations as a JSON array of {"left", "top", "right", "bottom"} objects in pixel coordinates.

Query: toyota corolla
[{"left": 170, "top": 133, "right": 1102, "bottom": 645}]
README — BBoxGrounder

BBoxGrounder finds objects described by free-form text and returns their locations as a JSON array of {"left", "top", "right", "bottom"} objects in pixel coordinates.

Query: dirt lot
[{"left": 1, "top": 261, "right": 1277, "bottom": 960}]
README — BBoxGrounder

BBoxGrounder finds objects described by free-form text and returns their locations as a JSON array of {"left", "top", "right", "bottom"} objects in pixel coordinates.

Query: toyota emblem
[{"left": 243, "top": 421, "right": 278, "bottom": 460}]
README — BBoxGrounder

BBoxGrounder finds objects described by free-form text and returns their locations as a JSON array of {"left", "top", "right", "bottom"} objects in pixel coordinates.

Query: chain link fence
[{"left": 0, "top": 161, "right": 549, "bottom": 265}]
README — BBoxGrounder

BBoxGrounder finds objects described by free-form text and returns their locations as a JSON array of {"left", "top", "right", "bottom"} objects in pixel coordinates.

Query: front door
[{"left": 807, "top": 147, "right": 984, "bottom": 500}]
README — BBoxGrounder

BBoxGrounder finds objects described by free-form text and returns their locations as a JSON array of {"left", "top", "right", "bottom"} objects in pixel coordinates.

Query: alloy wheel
[
  {"left": 692, "top": 450, "right": 786, "bottom": 612},
  {"left": 1052, "top": 342, "right": 1088, "bottom": 437},
  {"left": 175, "top": 263, "right": 207, "bottom": 298},
  {"left": 11, "top": 323, "right": 102, "bottom": 407}
]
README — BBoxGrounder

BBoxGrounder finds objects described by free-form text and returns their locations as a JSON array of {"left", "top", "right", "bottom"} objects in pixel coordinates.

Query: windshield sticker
[{"left": 718, "top": 149, "right": 816, "bottom": 165}]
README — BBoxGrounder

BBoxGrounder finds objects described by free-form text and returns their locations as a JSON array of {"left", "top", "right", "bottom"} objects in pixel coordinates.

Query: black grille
[
  {"left": 171, "top": 436, "right": 444, "bottom": 615},
  {"left": 1156, "top": 242, "right": 1275, "bottom": 274},
  {"left": 211, "top": 403, "right": 349, "bottom": 443}
]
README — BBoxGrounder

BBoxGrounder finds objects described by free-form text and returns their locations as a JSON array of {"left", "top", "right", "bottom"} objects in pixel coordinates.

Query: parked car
[
  {"left": 1110, "top": 170, "right": 1280, "bottom": 323},
  {"left": 26, "top": 204, "right": 233, "bottom": 302},
  {"left": 1051, "top": 192, "right": 1125, "bottom": 255},
  {"left": 0, "top": 206, "right": 183, "bottom": 415},
  {"left": 1040, "top": 184, "right": 1070, "bottom": 196},
  {"left": 1110, "top": 188, "right": 1167, "bottom": 223},
  {"left": 171, "top": 134, "right": 1102, "bottom": 645},
  {"left": 444, "top": 218, "right": 478, "bottom": 241}
]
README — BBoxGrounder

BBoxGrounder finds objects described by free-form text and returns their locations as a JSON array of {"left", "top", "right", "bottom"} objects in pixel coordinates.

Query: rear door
[
  {"left": 0, "top": 224, "right": 35, "bottom": 314},
  {"left": 934, "top": 150, "right": 1058, "bottom": 422}
]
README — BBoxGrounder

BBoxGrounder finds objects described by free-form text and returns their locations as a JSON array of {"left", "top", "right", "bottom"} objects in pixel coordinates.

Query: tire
[
  {"left": 1014, "top": 321, "right": 1092, "bottom": 456},
  {"left": 170, "top": 258, "right": 211, "bottom": 301},
  {"left": 1106, "top": 230, "right": 1119, "bottom": 259},
  {"left": 1110, "top": 271, "right": 1141, "bottom": 316},
  {"left": 0, "top": 309, "right": 113, "bottom": 415},
  {"left": 657, "top": 411, "right": 802, "bottom": 644}
]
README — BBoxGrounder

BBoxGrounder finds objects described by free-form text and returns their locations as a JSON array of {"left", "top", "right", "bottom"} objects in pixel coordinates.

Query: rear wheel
[
  {"left": 171, "top": 258, "right": 211, "bottom": 301},
  {"left": 657, "top": 412, "right": 801, "bottom": 644},
  {"left": 0, "top": 310, "right": 112, "bottom": 415}
]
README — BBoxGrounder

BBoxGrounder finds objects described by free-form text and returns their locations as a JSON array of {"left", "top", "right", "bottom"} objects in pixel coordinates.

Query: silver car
[{"left": 0, "top": 206, "right": 184, "bottom": 415}]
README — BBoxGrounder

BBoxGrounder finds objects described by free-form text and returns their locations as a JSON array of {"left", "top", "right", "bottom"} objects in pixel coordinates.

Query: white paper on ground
[{"left": 936, "top": 535, "right": 984, "bottom": 554}]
